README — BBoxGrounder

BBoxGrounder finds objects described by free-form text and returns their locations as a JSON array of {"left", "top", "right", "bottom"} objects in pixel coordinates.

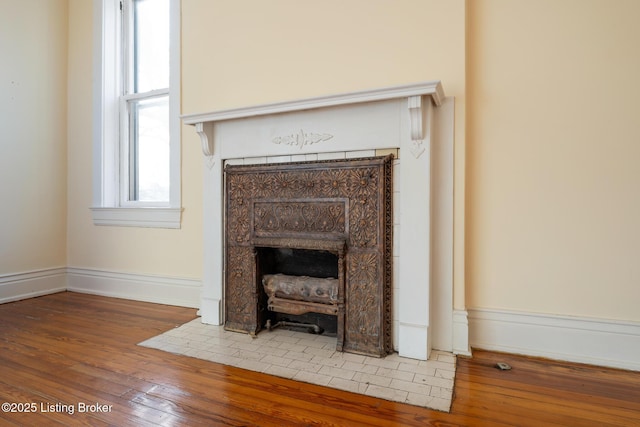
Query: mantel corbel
[
  {"left": 195, "top": 122, "right": 214, "bottom": 157},
  {"left": 408, "top": 95, "right": 424, "bottom": 140},
  {"left": 408, "top": 95, "right": 426, "bottom": 158}
]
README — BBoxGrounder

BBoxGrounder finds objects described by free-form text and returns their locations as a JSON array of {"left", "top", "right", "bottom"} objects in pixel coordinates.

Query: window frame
[{"left": 91, "top": 0, "right": 181, "bottom": 228}]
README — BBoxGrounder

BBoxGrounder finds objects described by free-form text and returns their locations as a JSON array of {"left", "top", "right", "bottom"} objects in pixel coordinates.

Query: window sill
[{"left": 90, "top": 207, "right": 182, "bottom": 229}]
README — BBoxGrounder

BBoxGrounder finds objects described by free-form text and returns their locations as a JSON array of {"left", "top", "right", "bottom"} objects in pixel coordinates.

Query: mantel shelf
[{"left": 181, "top": 80, "right": 444, "bottom": 126}]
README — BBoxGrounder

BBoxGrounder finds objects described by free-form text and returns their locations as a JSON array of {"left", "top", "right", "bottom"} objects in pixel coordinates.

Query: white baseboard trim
[
  {"left": 452, "top": 309, "right": 471, "bottom": 356},
  {"left": 469, "top": 308, "right": 640, "bottom": 371},
  {"left": 0, "top": 267, "right": 67, "bottom": 304},
  {"left": 67, "top": 268, "right": 201, "bottom": 308}
]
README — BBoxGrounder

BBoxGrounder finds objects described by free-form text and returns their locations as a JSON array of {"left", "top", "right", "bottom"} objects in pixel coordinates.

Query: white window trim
[{"left": 91, "top": 0, "right": 181, "bottom": 228}]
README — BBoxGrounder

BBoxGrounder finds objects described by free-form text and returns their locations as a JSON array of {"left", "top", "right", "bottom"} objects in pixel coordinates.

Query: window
[{"left": 92, "top": 0, "right": 181, "bottom": 228}]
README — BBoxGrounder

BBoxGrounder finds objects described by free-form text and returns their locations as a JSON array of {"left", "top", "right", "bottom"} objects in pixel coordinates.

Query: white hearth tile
[
  {"left": 346, "top": 149, "right": 376, "bottom": 158},
  {"left": 310, "top": 334, "right": 337, "bottom": 344},
  {"left": 435, "top": 352, "right": 457, "bottom": 364},
  {"left": 405, "top": 392, "right": 431, "bottom": 408},
  {"left": 423, "top": 397, "right": 452, "bottom": 412},
  {"left": 303, "top": 338, "right": 333, "bottom": 350},
  {"left": 138, "top": 319, "right": 455, "bottom": 412},
  {"left": 321, "top": 341, "right": 338, "bottom": 351},
  {"left": 234, "top": 358, "right": 270, "bottom": 373},
  {"left": 330, "top": 351, "right": 367, "bottom": 364},
  {"left": 243, "top": 156, "right": 267, "bottom": 165},
  {"left": 376, "top": 367, "right": 415, "bottom": 382},
  {"left": 235, "top": 349, "right": 264, "bottom": 361},
  {"left": 202, "top": 353, "right": 237, "bottom": 366},
  {"left": 277, "top": 342, "right": 309, "bottom": 353},
  {"left": 293, "top": 370, "right": 333, "bottom": 386},
  {"left": 386, "top": 352, "right": 420, "bottom": 365},
  {"left": 310, "top": 355, "right": 345, "bottom": 368},
  {"left": 363, "top": 357, "right": 400, "bottom": 370},
  {"left": 183, "top": 348, "right": 202, "bottom": 358},
  {"left": 267, "top": 155, "right": 292, "bottom": 164},
  {"left": 389, "top": 378, "right": 431, "bottom": 395},
  {"left": 283, "top": 350, "right": 315, "bottom": 362},
  {"left": 398, "top": 362, "right": 434, "bottom": 376},
  {"left": 318, "top": 365, "right": 357, "bottom": 381},
  {"left": 430, "top": 386, "right": 453, "bottom": 399},
  {"left": 365, "top": 384, "right": 408, "bottom": 402},
  {"left": 317, "top": 151, "right": 346, "bottom": 160},
  {"left": 208, "top": 345, "right": 240, "bottom": 356},
  {"left": 413, "top": 373, "right": 454, "bottom": 390},
  {"left": 406, "top": 393, "right": 452, "bottom": 412},
  {"left": 270, "top": 334, "right": 302, "bottom": 344},
  {"left": 302, "top": 346, "right": 335, "bottom": 358},
  {"left": 341, "top": 361, "right": 377, "bottom": 375},
  {"left": 288, "top": 359, "right": 322, "bottom": 373},
  {"left": 352, "top": 372, "right": 392, "bottom": 388},
  {"left": 228, "top": 340, "right": 262, "bottom": 352},
  {"left": 435, "top": 368, "right": 456, "bottom": 380},
  {"left": 328, "top": 377, "right": 369, "bottom": 394},
  {"left": 264, "top": 365, "right": 299, "bottom": 379},
  {"left": 419, "top": 358, "right": 457, "bottom": 372},
  {"left": 250, "top": 339, "right": 282, "bottom": 350},
  {"left": 260, "top": 354, "right": 294, "bottom": 368}
]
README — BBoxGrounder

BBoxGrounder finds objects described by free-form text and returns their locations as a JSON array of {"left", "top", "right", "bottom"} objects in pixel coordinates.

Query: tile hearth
[{"left": 139, "top": 319, "right": 455, "bottom": 412}]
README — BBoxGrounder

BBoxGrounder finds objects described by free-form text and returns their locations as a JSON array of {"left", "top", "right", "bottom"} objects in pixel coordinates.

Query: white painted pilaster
[
  {"left": 200, "top": 124, "right": 224, "bottom": 325},
  {"left": 398, "top": 98, "right": 433, "bottom": 360}
]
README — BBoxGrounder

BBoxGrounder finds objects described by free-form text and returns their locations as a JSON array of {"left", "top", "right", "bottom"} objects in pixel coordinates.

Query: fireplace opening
[
  {"left": 256, "top": 247, "right": 339, "bottom": 335},
  {"left": 257, "top": 247, "right": 338, "bottom": 279}
]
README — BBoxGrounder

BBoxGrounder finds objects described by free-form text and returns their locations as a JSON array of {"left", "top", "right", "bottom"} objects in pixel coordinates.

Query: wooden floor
[{"left": 0, "top": 292, "right": 638, "bottom": 426}]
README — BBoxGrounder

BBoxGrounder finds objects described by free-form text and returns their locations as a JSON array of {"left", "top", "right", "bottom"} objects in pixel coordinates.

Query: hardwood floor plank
[
  {"left": 457, "top": 382, "right": 639, "bottom": 427},
  {"left": 1, "top": 292, "right": 639, "bottom": 426}
]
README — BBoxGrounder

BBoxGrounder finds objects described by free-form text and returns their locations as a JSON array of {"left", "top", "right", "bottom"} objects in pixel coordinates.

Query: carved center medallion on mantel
[{"left": 272, "top": 129, "right": 333, "bottom": 150}]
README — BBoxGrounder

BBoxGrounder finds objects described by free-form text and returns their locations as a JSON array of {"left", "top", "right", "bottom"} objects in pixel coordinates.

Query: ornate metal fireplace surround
[{"left": 224, "top": 155, "right": 393, "bottom": 357}]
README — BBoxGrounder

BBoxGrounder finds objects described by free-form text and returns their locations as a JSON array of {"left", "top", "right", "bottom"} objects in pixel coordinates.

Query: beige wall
[
  {"left": 0, "top": 0, "right": 68, "bottom": 273},
  {"left": 182, "top": 0, "right": 465, "bottom": 112},
  {"left": 466, "top": 0, "right": 640, "bottom": 321}
]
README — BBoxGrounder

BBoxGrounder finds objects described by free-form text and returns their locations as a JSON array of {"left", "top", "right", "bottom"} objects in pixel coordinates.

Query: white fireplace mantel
[
  {"left": 182, "top": 81, "right": 461, "bottom": 360},
  {"left": 183, "top": 81, "right": 444, "bottom": 159}
]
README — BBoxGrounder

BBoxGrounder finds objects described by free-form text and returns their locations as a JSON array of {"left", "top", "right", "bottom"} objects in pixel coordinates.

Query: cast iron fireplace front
[{"left": 224, "top": 155, "right": 393, "bottom": 357}]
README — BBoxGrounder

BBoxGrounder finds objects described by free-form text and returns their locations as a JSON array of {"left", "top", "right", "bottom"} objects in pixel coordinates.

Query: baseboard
[
  {"left": 469, "top": 308, "right": 640, "bottom": 371},
  {"left": 0, "top": 267, "right": 67, "bottom": 303},
  {"left": 67, "top": 267, "right": 201, "bottom": 308}
]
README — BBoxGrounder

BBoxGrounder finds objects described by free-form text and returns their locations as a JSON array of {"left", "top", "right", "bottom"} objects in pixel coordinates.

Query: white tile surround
[
  {"left": 139, "top": 319, "right": 455, "bottom": 412},
  {"left": 182, "top": 81, "right": 466, "bottom": 361}
]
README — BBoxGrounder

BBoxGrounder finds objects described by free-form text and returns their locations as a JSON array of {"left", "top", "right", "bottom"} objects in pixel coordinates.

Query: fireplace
[
  {"left": 182, "top": 81, "right": 463, "bottom": 360},
  {"left": 224, "top": 156, "right": 393, "bottom": 357}
]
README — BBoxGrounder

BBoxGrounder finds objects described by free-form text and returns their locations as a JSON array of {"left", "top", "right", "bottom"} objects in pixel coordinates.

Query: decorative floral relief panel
[{"left": 224, "top": 155, "right": 393, "bottom": 357}]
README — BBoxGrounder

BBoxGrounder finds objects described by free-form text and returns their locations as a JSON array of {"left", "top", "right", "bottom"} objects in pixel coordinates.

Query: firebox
[{"left": 224, "top": 155, "right": 393, "bottom": 357}]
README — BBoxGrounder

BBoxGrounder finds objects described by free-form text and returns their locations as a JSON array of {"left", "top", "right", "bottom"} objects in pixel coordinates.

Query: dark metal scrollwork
[{"left": 224, "top": 155, "right": 393, "bottom": 357}]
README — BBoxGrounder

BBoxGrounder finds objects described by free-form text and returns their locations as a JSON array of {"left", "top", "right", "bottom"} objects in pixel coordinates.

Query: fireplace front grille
[{"left": 224, "top": 155, "right": 393, "bottom": 357}]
